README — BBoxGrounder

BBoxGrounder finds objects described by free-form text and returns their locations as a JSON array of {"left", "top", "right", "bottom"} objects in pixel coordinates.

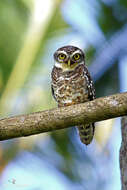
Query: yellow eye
[
  {"left": 73, "top": 53, "right": 81, "bottom": 60},
  {"left": 58, "top": 53, "right": 66, "bottom": 60}
]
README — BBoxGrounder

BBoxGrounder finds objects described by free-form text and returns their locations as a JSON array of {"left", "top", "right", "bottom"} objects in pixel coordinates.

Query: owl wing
[
  {"left": 51, "top": 66, "right": 58, "bottom": 101},
  {"left": 51, "top": 84, "right": 57, "bottom": 101},
  {"left": 77, "top": 65, "right": 96, "bottom": 145},
  {"left": 84, "top": 65, "right": 95, "bottom": 101}
]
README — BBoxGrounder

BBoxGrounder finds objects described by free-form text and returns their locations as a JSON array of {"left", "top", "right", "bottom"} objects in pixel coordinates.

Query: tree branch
[{"left": 0, "top": 92, "right": 127, "bottom": 141}]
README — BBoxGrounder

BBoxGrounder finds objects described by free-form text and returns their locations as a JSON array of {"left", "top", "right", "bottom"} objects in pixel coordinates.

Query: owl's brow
[
  {"left": 57, "top": 50, "right": 68, "bottom": 56},
  {"left": 71, "top": 50, "right": 82, "bottom": 57}
]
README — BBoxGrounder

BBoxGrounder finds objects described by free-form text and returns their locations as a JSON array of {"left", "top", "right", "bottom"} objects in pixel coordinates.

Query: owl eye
[
  {"left": 58, "top": 53, "right": 66, "bottom": 60},
  {"left": 73, "top": 53, "right": 81, "bottom": 60}
]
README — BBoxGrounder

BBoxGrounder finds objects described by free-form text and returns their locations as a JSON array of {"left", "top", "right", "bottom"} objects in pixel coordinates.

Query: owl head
[{"left": 53, "top": 45, "right": 85, "bottom": 71}]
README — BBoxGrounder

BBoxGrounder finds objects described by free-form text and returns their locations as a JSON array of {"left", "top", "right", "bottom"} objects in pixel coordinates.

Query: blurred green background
[{"left": 0, "top": 0, "right": 127, "bottom": 189}]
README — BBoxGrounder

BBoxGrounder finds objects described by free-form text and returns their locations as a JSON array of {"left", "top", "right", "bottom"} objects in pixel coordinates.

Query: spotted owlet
[{"left": 51, "top": 45, "right": 95, "bottom": 145}]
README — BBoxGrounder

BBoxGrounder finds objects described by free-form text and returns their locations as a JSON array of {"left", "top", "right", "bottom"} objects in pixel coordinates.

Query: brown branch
[
  {"left": 0, "top": 92, "right": 127, "bottom": 141},
  {"left": 120, "top": 116, "right": 127, "bottom": 190}
]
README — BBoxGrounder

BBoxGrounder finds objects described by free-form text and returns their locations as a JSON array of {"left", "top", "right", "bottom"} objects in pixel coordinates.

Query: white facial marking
[
  {"left": 57, "top": 50, "right": 68, "bottom": 56},
  {"left": 59, "top": 61, "right": 84, "bottom": 71},
  {"left": 71, "top": 50, "right": 82, "bottom": 58},
  {"left": 54, "top": 61, "right": 62, "bottom": 68}
]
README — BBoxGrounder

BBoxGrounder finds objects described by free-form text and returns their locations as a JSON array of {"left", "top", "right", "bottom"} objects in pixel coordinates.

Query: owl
[{"left": 51, "top": 45, "right": 95, "bottom": 145}]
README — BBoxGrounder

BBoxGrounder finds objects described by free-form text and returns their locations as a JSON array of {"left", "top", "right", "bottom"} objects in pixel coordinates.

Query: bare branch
[{"left": 0, "top": 92, "right": 127, "bottom": 141}]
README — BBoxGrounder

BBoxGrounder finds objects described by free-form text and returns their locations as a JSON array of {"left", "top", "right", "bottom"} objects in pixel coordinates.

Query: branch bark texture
[
  {"left": 0, "top": 92, "right": 127, "bottom": 141},
  {"left": 120, "top": 116, "right": 127, "bottom": 190}
]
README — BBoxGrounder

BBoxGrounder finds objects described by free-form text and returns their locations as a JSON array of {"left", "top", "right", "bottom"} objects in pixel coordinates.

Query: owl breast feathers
[{"left": 51, "top": 45, "right": 95, "bottom": 145}]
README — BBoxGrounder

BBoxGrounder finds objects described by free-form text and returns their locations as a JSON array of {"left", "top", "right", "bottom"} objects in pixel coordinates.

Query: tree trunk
[{"left": 120, "top": 116, "right": 127, "bottom": 190}]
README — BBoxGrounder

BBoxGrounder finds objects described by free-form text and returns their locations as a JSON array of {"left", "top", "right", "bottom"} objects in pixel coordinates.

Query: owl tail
[{"left": 77, "top": 123, "right": 95, "bottom": 145}]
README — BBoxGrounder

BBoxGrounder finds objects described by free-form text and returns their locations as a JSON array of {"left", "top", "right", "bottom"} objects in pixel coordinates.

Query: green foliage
[
  {"left": 98, "top": 3, "right": 122, "bottom": 35},
  {"left": 0, "top": 0, "right": 125, "bottom": 189},
  {"left": 0, "top": 0, "right": 29, "bottom": 85}
]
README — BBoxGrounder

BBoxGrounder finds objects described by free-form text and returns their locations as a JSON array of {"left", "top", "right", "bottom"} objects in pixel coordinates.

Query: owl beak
[{"left": 68, "top": 59, "right": 71, "bottom": 66}]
